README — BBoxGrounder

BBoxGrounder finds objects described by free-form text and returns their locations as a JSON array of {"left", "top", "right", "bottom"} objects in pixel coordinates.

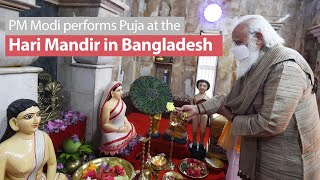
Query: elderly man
[{"left": 177, "top": 15, "right": 320, "bottom": 180}]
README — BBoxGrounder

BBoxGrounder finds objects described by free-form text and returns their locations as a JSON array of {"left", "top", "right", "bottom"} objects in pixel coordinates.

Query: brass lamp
[{"left": 149, "top": 113, "right": 162, "bottom": 138}]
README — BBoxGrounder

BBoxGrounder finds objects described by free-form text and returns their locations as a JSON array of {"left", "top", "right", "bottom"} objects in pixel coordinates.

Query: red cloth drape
[{"left": 49, "top": 118, "right": 87, "bottom": 151}]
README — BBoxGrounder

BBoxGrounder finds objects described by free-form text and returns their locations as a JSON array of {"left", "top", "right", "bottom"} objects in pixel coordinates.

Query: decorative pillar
[
  {"left": 0, "top": 0, "right": 41, "bottom": 139},
  {"left": 49, "top": 0, "right": 129, "bottom": 146},
  {"left": 64, "top": 62, "right": 114, "bottom": 147}
]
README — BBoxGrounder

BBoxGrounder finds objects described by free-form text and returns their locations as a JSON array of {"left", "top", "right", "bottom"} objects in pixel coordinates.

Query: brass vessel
[
  {"left": 73, "top": 157, "right": 135, "bottom": 180},
  {"left": 149, "top": 114, "right": 162, "bottom": 136},
  {"left": 151, "top": 156, "right": 167, "bottom": 171}
]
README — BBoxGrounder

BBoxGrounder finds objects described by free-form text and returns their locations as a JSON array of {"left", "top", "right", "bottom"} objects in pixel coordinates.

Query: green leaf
[
  {"left": 79, "top": 144, "right": 94, "bottom": 154},
  {"left": 59, "top": 153, "right": 67, "bottom": 158},
  {"left": 79, "top": 144, "right": 91, "bottom": 149},
  {"left": 181, "top": 162, "right": 189, "bottom": 171},
  {"left": 71, "top": 154, "right": 80, "bottom": 160},
  {"left": 57, "top": 158, "right": 66, "bottom": 164},
  {"left": 80, "top": 148, "right": 93, "bottom": 154},
  {"left": 66, "top": 154, "right": 71, "bottom": 159},
  {"left": 79, "top": 145, "right": 88, "bottom": 150},
  {"left": 59, "top": 168, "right": 68, "bottom": 174}
]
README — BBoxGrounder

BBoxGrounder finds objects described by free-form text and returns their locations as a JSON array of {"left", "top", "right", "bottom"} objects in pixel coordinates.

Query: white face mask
[
  {"left": 230, "top": 45, "right": 249, "bottom": 61},
  {"left": 234, "top": 37, "right": 261, "bottom": 79},
  {"left": 230, "top": 33, "right": 255, "bottom": 61}
]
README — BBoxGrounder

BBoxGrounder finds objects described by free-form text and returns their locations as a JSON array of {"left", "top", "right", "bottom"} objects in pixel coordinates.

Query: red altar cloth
[
  {"left": 114, "top": 143, "right": 143, "bottom": 164},
  {"left": 48, "top": 118, "right": 87, "bottom": 151},
  {"left": 150, "top": 137, "right": 191, "bottom": 159},
  {"left": 127, "top": 113, "right": 227, "bottom": 180}
]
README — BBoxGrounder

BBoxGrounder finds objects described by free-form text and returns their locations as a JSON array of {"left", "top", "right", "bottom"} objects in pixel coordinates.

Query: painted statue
[
  {"left": 0, "top": 99, "right": 67, "bottom": 180},
  {"left": 99, "top": 81, "right": 137, "bottom": 155},
  {"left": 190, "top": 79, "right": 211, "bottom": 151}
]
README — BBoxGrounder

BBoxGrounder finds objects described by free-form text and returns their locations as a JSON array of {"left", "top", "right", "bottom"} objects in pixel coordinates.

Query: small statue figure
[
  {"left": 190, "top": 79, "right": 211, "bottom": 151},
  {"left": 163, "top": 112, "right": 188, "bottom": 144},
  {"left": 0, "top": 99, "right": 67, "bottom": 180},
  {"left": 99, "top": 81, "right": 137, "bottom": 155},
  {"left": 38, "top": 72, "right": 63, "bottom": 124}
]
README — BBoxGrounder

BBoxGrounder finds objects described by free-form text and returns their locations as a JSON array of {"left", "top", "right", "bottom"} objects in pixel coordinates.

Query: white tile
[
  {"left": 70, "top": 92, "right": 95, "bottom": 143},
  {"left": 94, "top": 67, "right": 114, "bottom": 94},
  {"left": 71, "top": 66, "right": 95, "bottom": 94}
]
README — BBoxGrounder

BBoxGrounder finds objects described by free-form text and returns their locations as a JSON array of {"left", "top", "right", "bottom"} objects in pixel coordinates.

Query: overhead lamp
[{"left": 204, "top": 4, "right": 222, "bottom": 23}]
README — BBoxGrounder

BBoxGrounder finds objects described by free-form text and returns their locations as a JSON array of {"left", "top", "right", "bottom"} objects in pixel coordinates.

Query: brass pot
[
  {"left": 73, "top": 157, "right": 135, "bottom": 179},
  {"left": 65, "top": 159, "right": 82, "bottom": 174},
  {"left": 151, "top": 156, "right": 167, "bottom": 171}
]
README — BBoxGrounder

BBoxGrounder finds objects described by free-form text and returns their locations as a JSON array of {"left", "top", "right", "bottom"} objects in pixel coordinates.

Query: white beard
[{"left": 236, "top": 38, "right": 261, "bottom": 79}]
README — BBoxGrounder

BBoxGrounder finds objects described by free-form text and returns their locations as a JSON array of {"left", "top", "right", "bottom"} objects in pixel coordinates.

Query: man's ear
[
  {"left": 9, "top": 118, "right": 19, "bottom": 132},
  {"left": 255, "top": 32, "right": 263, "bottom": 46}
]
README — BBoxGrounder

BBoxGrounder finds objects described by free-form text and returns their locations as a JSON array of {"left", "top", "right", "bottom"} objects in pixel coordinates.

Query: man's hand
[
  {"left": 218, "top": 101, "right": 234, "bottom": 121},
  {"left": 175, "top": 105, "right": 198, "bottom": 120}
]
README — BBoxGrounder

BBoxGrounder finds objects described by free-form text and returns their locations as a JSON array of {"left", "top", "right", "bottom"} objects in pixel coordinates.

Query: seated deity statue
[
  {"left": 163, "top": 112, "right": 188, "bottom": 144},
  {"left": 0, "top": 99, "right": 67, "bottom": 180},
  {"left": 99, "top": 81, "right": 137, "bottom": 155}
]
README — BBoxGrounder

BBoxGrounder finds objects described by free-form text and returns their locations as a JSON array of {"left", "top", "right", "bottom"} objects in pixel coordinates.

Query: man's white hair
[{"left": 235, "top": 15, "right": 285, "bottom": 47}]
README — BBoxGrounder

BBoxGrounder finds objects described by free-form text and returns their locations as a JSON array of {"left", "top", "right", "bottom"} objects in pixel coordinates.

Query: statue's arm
[
  {"left": 44, "top": 132, "right": 57, "bottom": 179},
  {"left": 0, "top": 145, "right": 7, "bottom": 180},
  {"left": 123, "top": 116, "right": 131, "bottom": 133}
]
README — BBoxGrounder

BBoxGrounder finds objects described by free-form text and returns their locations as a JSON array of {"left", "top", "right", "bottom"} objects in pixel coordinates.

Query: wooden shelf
[{"left": 154, "top": 61, "right": 173, "bottom": 65}]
